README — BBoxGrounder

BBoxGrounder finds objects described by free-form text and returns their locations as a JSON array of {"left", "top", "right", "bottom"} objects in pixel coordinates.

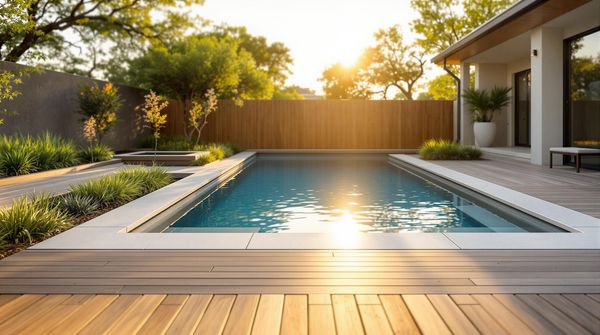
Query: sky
[{"left": 195, "top": 0, "right": 443, "bottom": 94}]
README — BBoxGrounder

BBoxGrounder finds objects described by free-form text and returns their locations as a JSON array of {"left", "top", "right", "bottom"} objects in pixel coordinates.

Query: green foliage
[
  {"left": 69, "top": 167, "right": 172, "bottom": 206},
  {"left": 425, "top": 75, "right": 457, "bottom": 100},
  {"left": 359, "top": 26, "right": 425, "bottom": 100},
  {"left": 137, "top": 91, "right": 169, "bottom": 151},
  {"left": 0, "top": 0, "right": 205, "bottom": 78},
  {"left": 77, "top": 144, "right": 114, "bottom": 163},
  {"left": 462, "top": 86, "right": 511, "bottom": 122},
  {"left": 70, "top": 175, "right": 141, "bottom": 206},
  {"left": 203, "top": 25, "right": 293, "bottom": 87},
  {"left": 78, "top": 83, "right": 122, "bottom": 143},
  {"left": 0, "top": 194, "right": 71, "bottom": 244},
  {"left": 320, "top": 63, "right": 372, "bottom": 99},
  {"left": 0, "top": 69, "right": 23, "bottom": 126},
  {"left": 320, "top": 26, "right": 425, "bottom": 100},
  {"left": 410, "top": 0, "right": 514, "bottom": 54},
  {"left": 272, "top": 86, "right": 305, "bottom": 100},
  {"left": 116, "top": 167, "right": 174, "bottom": 194},
  {"left": 0, "top": 133, "right": 79, "bottom": 177},
  {"left": 118, "top": 35, "right": 272, "bottom": 139},
  {"left": 419, "top": 139, "right": 482, "bottom": 160},
  {"left": 57, "top": 193, "right": 100, "bottom": 217},
  {"left": 193, "top": 143, "right": 237, "bottom": 166}
]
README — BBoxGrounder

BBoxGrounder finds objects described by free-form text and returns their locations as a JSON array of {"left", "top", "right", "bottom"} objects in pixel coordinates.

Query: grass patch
[
  {"left": 0, "top": 166, "right": 173, "bottom": 258},
  {"left": 419, "top": 139, "right": 482, "bottom": 160},
  {"left": 0, "top": 133, "right": 114, "bottom": 177},
  {"left": 0, "top": 194, "right": 71, "bottom": 244},
  {"left": 77, "top": 144, "right": 114, "bottom": 163},
  {"left": 193, "top": 143, "right": 236, "bottom": 166},
  {"left": 69, "top": 166, "right": 173, "bottom": 206}
]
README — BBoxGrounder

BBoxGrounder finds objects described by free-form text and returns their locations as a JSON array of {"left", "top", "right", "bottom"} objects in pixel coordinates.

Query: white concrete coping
[
  {"left": 0, "top": 159, "right": 120, "bottom": 187},
  {"left": 391, "top": 155, "right": 600, "bottom": 249},
  {"left": 549, "top": 147, "right": 600, "bottom": 154},
  {"left": 31, "top": 152, "right": 600, "bottom": 250}
]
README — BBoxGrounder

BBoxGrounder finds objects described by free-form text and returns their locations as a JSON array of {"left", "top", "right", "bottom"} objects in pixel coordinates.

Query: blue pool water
[{"left": 165, "top": 155, "right": 561, "bottom": 233}]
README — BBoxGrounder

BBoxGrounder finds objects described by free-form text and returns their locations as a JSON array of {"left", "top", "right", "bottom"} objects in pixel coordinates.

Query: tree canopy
[
  {"left": 410, "top": 0, "right": 513, "bottom": 54},
  {"left": 319, "top": 63, "right": 371, "bottom": 99},
  {"left": 0, "top": 0, "right": 204, "bottom": 77},
  {"left": 360, "top": 26, "right": 425, "bottom": 100},
  {"left": 118, "top": 35, "right": 273, "bottom": 102}
]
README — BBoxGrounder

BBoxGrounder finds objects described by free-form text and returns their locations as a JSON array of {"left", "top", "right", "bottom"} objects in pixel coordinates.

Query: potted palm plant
[{"left": 462, "top": 86, "right": 511, "bottom": 147}]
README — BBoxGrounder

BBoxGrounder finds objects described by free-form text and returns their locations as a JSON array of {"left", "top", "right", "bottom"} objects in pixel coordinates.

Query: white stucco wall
[
  {"left": 475, "top": 63, "right": 509, "bottom": 146},
  {"left": 459, "top": 62, "right": 474, "bottom": 145},
  {"left": 530, "top": 27, "right": 564, "bottom": 166}
]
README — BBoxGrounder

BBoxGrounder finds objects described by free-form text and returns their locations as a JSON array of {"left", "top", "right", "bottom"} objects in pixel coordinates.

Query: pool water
[{"left": 165, "top": 155, "right": 562, "bottom": 233}]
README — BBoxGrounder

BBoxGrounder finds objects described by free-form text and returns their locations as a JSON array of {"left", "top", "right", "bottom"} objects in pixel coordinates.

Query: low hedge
[{"left": 419, "top": 139, "right": 482, "bottom": 160}]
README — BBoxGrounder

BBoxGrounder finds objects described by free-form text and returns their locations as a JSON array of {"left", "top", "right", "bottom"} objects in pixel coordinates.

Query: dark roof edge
[{"left": 430, "top": 0, "right": 547, "bottom": 64}]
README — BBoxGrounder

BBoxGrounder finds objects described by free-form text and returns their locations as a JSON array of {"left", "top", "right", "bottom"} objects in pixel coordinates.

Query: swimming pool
[{"left": 159, "top": 154, "right": 563, "bottom": 233}]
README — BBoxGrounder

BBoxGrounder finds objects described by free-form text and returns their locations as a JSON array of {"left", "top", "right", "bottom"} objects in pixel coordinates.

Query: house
[{"left": 432, "top": 0, "right": 600, "bottom": 170}]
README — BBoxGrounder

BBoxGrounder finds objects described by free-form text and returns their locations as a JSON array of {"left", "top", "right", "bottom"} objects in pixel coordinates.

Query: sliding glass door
[
  {"left": 565, "top": 27, "right": 600, "bottom": 170},
  {"left": 515, "top": 70, "right": 531, "bottom": 147}
]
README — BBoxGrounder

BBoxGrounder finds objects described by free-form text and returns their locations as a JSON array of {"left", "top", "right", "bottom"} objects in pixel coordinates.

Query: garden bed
[
  {"left": 0, "top": 167, "right": 174, "bottom": 259},
  {"left": 0, "top": 159, "right": 120, "bottom": 187}
]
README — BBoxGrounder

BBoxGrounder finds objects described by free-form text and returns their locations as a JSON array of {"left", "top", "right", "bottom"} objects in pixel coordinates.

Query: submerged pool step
[
  {"left": 166, "top": 227, "right": 261, "bottom": 233},
  {"left": 457, "top": 205, "right": 527, "bottom": 232}
]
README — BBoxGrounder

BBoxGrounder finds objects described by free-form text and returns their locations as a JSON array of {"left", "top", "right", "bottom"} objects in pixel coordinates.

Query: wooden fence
[{"left": 164, "top": 100, "right": 454, "bottom": 149}]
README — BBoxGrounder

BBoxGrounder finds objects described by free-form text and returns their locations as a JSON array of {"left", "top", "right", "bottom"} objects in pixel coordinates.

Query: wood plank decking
[
  {"left": 0, "top": 250, "right": 599, "bottom": 294},
  {"left": 0, "top": 293, "right": 599, "bottom": 334},
  {"left": 430, "top": 156, "right": 600, "bottom": 218}
]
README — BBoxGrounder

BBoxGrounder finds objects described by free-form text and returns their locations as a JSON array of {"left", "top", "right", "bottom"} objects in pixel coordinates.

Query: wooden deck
[
  {"left": 430, "top": 156, "right": 600, "bottom": 218},
  {"left": 1, "top": 250, "right": 599, "bottom": 294},
  {"left": 0, "top": 292, "right": 599, "bottom": 334}
]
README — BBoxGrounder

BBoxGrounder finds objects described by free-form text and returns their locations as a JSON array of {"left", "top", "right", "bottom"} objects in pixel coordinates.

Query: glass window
[{"left": 566, "top": 28, "right": 600, "bottom": 169}]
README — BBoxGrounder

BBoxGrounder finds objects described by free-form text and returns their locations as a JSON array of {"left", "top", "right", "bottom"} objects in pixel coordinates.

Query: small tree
[
  {"left": 78, "top": 83, "right": 122, "bottom": 143},
  {"left": 188, "top": 89, "right": 217, "bottom": 145},
  {"left": 137, "top": 91, "right": 169, "bottom": 151},
  {"left": 82, "top": 116, "right": 98, "bottom": 162}
]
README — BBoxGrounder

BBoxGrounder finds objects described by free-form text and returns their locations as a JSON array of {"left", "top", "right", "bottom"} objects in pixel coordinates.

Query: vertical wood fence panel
[{"left": 164, "top": 100, "right": 454, "bottom": 149}]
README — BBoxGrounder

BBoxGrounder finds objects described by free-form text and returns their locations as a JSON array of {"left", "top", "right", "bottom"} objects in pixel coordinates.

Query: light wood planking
[
  {"left": 251, "top": 294, "right": 285, "bottom": 335},
  {"left": 427, "top": 295, "right": 479, "bottom": 335},
  {"left": 223, "top": 294, "right": 260, "bottom": 335},
  {"left": 164, "top": 100, "right": 454, "bottom": 149},
  {"left": 309, "top": 304, "right": 337, "bottom": 335},
  {"left": 281, "top": 295, "right": 308, "bottom": 335},
  {"left": 430, "top": 156, "right": 600, "bottom": 219},
  {"left": 403, "top": 295, "right": 452, "bottom": 335},
  {"left": 0, "top": 293, "right": 597, "bottom": 334},
  {"left": 193, "top": 295, "right": 235, "bottom": 335},
  {"left": 332, "top": 295, "right": 365, "bottom": 335}
]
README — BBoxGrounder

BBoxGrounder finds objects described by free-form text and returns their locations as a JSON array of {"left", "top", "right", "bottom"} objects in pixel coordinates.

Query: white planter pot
[{"left": 473, "top": 122, "right": 496, "bottom": 147}]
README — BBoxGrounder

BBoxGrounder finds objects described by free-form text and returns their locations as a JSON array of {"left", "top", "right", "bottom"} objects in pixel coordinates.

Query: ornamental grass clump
[
  {"left": 419, "top": 139, "right": 482, "bottom": 160},
  {"left": 0, "top": 194, "right": 71, "bottom": 244},
  {"left": 57, "top": 193, "right": 100, "bottom": 217},
  {"left": 77, "top": 144, "right": 114, "bottom": 163},
  {"left": 69, "top": 166, "right": 172, "bottom": 207},
  {"left": 0, "top": 133, "right": 78, "bottom": 177},
  {"left": 192, "top": 143, "right": 234, "bottom": 166},
  {"left": 116, "top": 167, "right": 173, "bottom": 194},
  {"left": 70, "top": 175, "right": 141, "bottom": 206}
]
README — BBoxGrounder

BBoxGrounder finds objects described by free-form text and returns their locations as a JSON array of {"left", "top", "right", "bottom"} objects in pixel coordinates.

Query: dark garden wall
[{"left": 0, "top": 61, "right": 147, "bottom": 151}]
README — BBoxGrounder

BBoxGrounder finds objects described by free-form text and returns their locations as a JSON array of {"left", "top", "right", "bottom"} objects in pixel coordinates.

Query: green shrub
[
  {"left": 419, "top": 139, "right": 482, "bottom": 160},
  {"left": 69, "top": 166, "right": 171, "bottom": 206},
  {"left": 0, "top": 145, "right": 35, "bottom": 176},
  {"left": 57, "top": 193, "right": 99, "bottom": 216},
  {"left": 77, "top": 144, "right": 114, "bottom": 163},
  {"left": 70, "top": 175, "right": 141, "bottom": 206},
  {"left": 192, "top": 143, "right": 234, "bottom": 166},
  {"left": 0, "top": 194, "right": 71, "bottom": 244},
  {"left": 116, "top": 167, "right": 173, "bottom": 194},
  {"left": 0, "top": 133, "right": 79, "bottom": 176}
]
